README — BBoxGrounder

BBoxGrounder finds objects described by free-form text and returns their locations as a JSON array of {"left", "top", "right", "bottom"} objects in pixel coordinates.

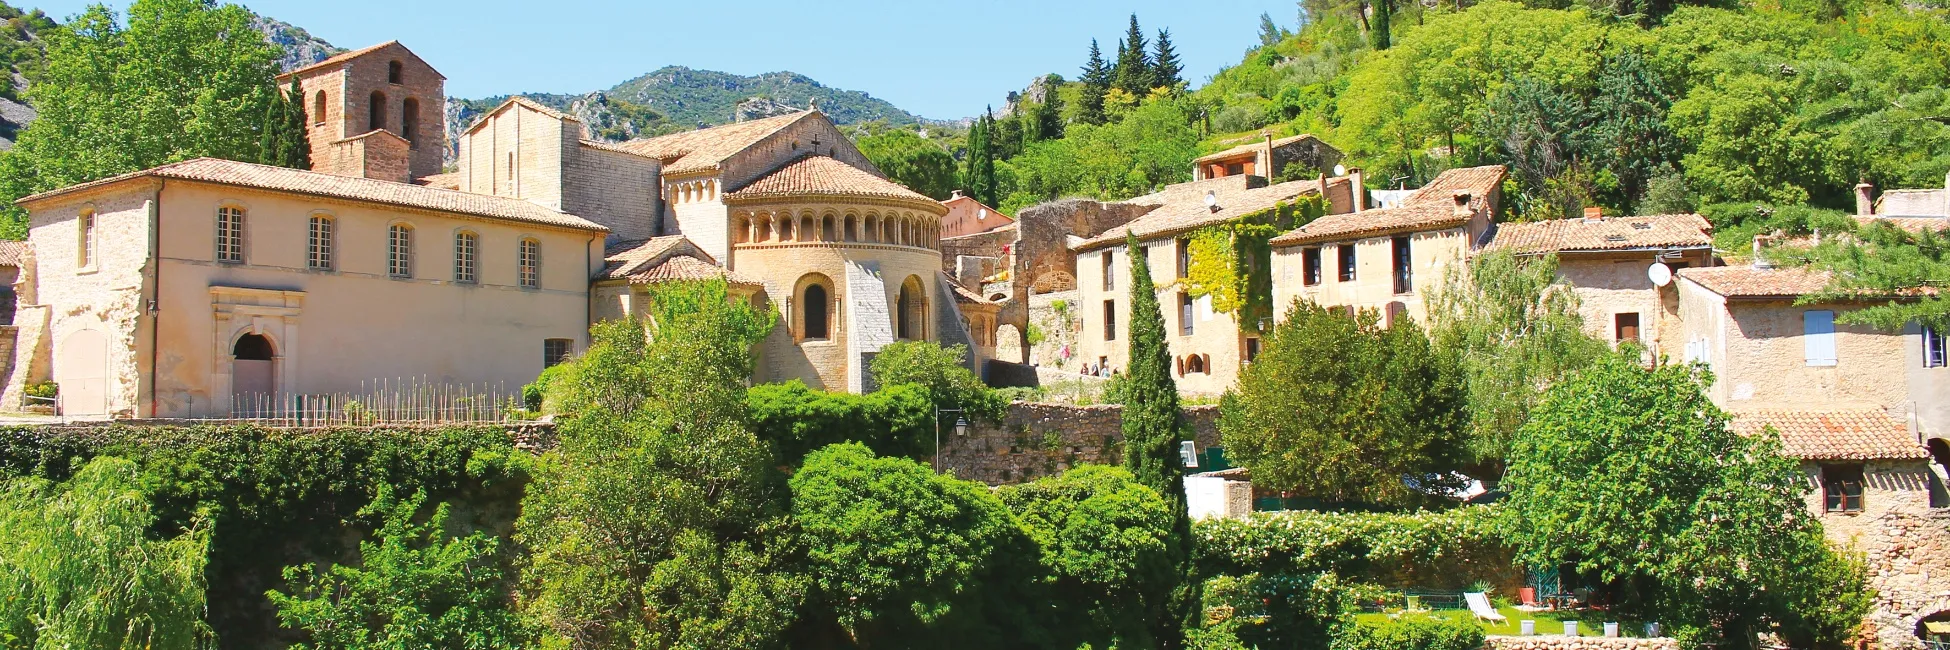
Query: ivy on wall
[{"left": 1182, "top": 194, "right": 1327, "bottom": 334}]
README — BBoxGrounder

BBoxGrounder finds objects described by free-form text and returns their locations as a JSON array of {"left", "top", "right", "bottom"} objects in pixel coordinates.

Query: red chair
[{"left": 1519, "top": 587, "right": 1541, "bottom": 607}]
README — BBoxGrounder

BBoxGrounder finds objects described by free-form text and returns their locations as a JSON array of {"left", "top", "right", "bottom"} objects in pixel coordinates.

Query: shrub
[
  {"left": 23, "top": 380, "right": 55, "bottom": 398},
  {"left": 1204, "top": 571, "right": 1375, "bottom": 650},
  {"left": 1331, "top": 614, "right": 1486, "bottom": 650},
  {"left": 1000, "top": 464, "right": 1179, "bottom": 648},
  {"left": 746, "top": 380, "right": 934, "bottom": 461},
  {"left": 1193, "top": 507, "right": 1516, "bottom": 592},
  {"left": 868, "top": 340, "right": 1004, "bottom": 422}
]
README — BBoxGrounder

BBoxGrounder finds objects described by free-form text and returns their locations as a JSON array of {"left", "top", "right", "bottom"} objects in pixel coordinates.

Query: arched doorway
[
  {"left": 232, "top": 333, "right": 275, "bottom": 415},
  {"left": 1916, "top": 611, "right": 1950, "bottom": 648},
  {"left": 897, "top": 276, "right": 927, "bottom": 341},
  {"left": 55, "top": 329, "right": 108, "bottom": 417}
]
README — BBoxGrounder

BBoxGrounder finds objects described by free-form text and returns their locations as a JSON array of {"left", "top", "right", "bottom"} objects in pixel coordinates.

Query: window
[
  {"left": 1822, "top": 464, "right": 1865, "bottom": 513},
  {"left": 307, "top": 216, "right": 334, "bottom": 270},
  {"left": 452, "top": 231, "right": 477, "bottom": 283},
  {"left": 802, "top": 283, "right": 830, "bottom": 340},
  {"left": 1102, "top": 250, "right": 1115, "bottom": 291},
  {"left": 1303, "top": 247, "right": 1322, "bottom": 286},
  {"left": 1103, "top": 300, "right": 1117, "bottom": 341},
  {"left": 1337, "top": 244, "right": 1356, "bottom": 282},
  {"left": 1926, "top": 326, "right": 1946, "bottom": 368},
  {"left": 369, "top": 90, "right": 387, "bottom": 131},
  {"left": 1180, "top": 292, "right": 1194, "bottom": 336},
  {"left": 216, "top": 206, "right": 245, "bottom": 263},
  {"left": 1245, "top": 337, "right": 1261, "bottom": 363},
  {"left": 1615, "top": 313, "right": 1641, "bottom": 343},
  {"left": 311, "top": 90, "right": 326, "bottom": 126},
  {"left": 402, "top": 98, "right": 420, "bottom": 147},
  {"left": 1224, "top": 162, "right": 1244, "bottom": 176},
  {"left": 1186, "top": 354, "right": 1206, "bottom": 374},
  {"left": 388, "top": 224, "right": 413, "bottom": 278},
  {"left": 543, "top": 339, "right": 573, "bottom": 368},
  {"left": 1391, "top": 236, "right": 1412, "bottom": 294},
  {"left": 1805, "top": 310, "right": 1838, "bottom": 366},
  {"left": 387, "top": 60, "right": 403, "bottom": 84},
  {"left": 519, "top": 238, "right": 541, "bottom": 289},
  {"left": 1176, "top": 238, "right": 1190, "bottom": 279},
  {"left": 77, "top": 210, "right": 96, "bottom": 269}
]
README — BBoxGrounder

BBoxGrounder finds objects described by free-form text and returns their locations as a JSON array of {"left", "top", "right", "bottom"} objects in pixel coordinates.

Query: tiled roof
[
  {"left": 459, "top": 97, "right": 581, "bottom": 137},
  {"left": 416, "top": 171, "right": 461, "bottom": 190},
  {"left": 1483, "top": 214, "right": 1712, "bottom": 255},
  {"left": 1731, "top": 409, "right": 1927, "bottom": 460},
  {"left": 629, "top": 254, "right": 761, "bottom": 286},
  {"left": 618, "top": 111, "right": 814, "bottom": 175},
  {"left": 1676, "top": 266, "right": 1834, "bottom": 298},
  {"left": 1856, "top": 215, "right": 1944, "bottom": 234},
  {"left": 578, "top": 139, "right": 655, "bottom": 159},
  {"left": 599, "top": 235, "right": 698, "bottom": 280},
  {"left": 0, "top": 240, "right": 27, "bottom": 266},
  {"left": 724, "top": 155, "right": 939, "bottom": 209},
  {"left": 1193, "top": 134, "right": 1322, "bottom": 163},
  {"left": 16, "top": 158, "right": 607, "bottom": 232},
  {"left": 277, "top": 41, "right": 445, "bottom": 81},
  {"left": 1269, "top": 165, "right": 1505, "bottom": 247},
  {"left": 946, "top": 278, "right": 995, "bottom": 305},
  {"left": 1073, "top": 176, "right": 1342, "bottom": 251}
]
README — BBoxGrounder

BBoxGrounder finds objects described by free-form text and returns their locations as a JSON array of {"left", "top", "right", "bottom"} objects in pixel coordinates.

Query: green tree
[
  {"left": 1078, "top": 39, "right": 1111, "bottom": 126},
  {"left": 1257, "top": 12, "right": 1289, "bottom": 47},
  {"left": 746, "top": 380, "right": 936, "bottom": 462},
  {"left": 1502, "top": 357, "right": 1871, "bottom": 649},
  {"left": 1219, "top": 300, "right": 1468, "bottom": 504},
  {"left": 856, "top": 129, "right": 959, "bottom": 200},
  {"left": 1001, "top": 465, "right": 1179, "bottom": 650},
  {"left": 1797, "top": 220, "right": 1950, "bottom": 331},
  {"left": 0, "top": 0, "right": 287, "bottom": 237},
  {"left": 1113, "top": 15, "right": 1154, "bottom": 96},
  {"left": 965, "top": 108, "right": 999, "bottom": 206},
  {"left": 1118, "top": 233, "right": 1195, "bottom": 648},
  {"left": 868, "top": 340, "right": 1006, "bottom": 423},
  {"left": 1369, "top": 0, "right": 1392, "bottom": 51},
  {"left": 515, "top": 279, "right": 803, "bottom": 649},
  {"left": 1152, "top": 29, "right": 1184, "bottom": 90},
  {"left": 789, "top": 442, "right": 1042, "bottom": 648},
  {"left": 0, "top": 456, "right": 212, "bottom": 650},
  {"left": 269, "top": 486, "right": 527, "bottom": 649},
  {"left": 257, "top": 77, "right": 311, "bottom": 169},
  {"left": 1427, "top": 251, "right": 1608, "bottom": 475}
]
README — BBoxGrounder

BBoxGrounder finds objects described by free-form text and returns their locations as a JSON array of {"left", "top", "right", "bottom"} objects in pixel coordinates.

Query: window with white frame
[
  {"left": 216, "top": 206, "right": 245, "bottom": 263},
  {"left": 307, "top": 216, "right": 334, "bottom": 270},
  {"left": 77, "top": 210, "right": 96, "bottom": 269},
  {"left": 519, "top": 238, "right": 541, "bottom": 289},
  {"left": 388, "top": 224, "right": 414, "bottom": 278},
  {"left": 1926, "top": 326, "right": 1946, "bottom": 368},
  {"left": 453, "top": 231, "right": 477, "bottom": 283}
]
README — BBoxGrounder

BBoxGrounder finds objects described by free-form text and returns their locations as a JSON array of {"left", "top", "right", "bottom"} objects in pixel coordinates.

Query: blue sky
[{"left": 29, "top": 0, "right": 1298, "bottom": 120}]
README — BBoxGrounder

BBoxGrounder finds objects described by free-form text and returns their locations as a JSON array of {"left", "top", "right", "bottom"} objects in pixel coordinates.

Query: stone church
[{"left": 2, "top": 41, "right": 986, "bottom": 418}]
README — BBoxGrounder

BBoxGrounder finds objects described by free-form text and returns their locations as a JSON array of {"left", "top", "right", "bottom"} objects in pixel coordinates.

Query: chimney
[
  {"left": 1452, "top": 191, "right": 1473, "bottom": 219},
  {"left": 1350, "top": 167, "right": 1366, "bottom": 212},
  {"left": 951, "top": 189, "right": 964, "bottom": 200},
  {"left": 1855, "top": 182, "right": 1874, "bottom": 216},
  {"left": 1263, "top": 131, "right": 1275, "bottom": 177},
  {"left": 1753, "top": 234, "right": 1776, "bottom": 269},
  {"left": 1582, "top": 206, "right": 1603, "bottom": 222}
]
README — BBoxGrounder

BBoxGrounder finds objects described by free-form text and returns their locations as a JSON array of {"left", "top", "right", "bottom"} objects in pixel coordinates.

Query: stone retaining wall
[
  {"left": 1485, "top": 635, "right": 1678, "bottom": 650},
  {"left": 937, "top": 401, "right": 1220, "bottom": 485}
]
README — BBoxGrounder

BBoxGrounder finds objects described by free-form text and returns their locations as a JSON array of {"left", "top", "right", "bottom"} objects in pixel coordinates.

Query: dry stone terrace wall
[
  {"left": 1486, "top": 635, "right": 1679, "bottom": 650},
  {"left": 937, "top": 402, "right": 1220, "bottom": 485},
  {"left": 1854, "top": 509, "right": 1950, "bottom": 650}
]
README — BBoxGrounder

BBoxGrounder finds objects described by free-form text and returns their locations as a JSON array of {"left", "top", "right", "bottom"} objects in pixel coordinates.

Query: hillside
[{"left": 253, "top": 14, "right": 342, "bottom": 73}]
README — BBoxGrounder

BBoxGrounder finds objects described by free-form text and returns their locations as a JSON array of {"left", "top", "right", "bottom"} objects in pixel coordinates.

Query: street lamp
[{"left": 935, "top": 407, "right": 968, "bottom": 473}]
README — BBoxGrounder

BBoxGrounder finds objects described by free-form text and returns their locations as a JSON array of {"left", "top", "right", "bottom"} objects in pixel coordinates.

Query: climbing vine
[{"left": 1182, "top": 194, "right": 1327, "bottom": 334}]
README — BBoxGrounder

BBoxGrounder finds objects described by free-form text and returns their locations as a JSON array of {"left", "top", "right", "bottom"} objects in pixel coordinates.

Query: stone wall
[
  {"left": 1848, "top": 508, "right": 1950, "bottom": 649},
  {"left": 291, "top": 42, "right": 446, "bottom": 181},
  {"left": 937, "top": 401, "right": 1220, "bottom": 485},
  {"left": 1485, "top": 635, "right": 1678, "bottom": 650}
]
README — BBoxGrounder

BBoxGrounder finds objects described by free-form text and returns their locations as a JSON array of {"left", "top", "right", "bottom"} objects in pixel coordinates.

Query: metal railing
[{"left": 212, "top": 377, "right": 516, "bottom": 425}]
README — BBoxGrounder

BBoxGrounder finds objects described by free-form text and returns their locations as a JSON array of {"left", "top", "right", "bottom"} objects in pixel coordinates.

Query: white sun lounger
[{"left": 1466, "top": 592, "right": 1508, "bottom": 623}]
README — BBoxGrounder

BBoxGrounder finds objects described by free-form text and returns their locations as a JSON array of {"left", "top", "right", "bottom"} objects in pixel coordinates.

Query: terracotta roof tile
[
  {"left": 277, "top": 41, "right": 444, "bottom": 81},
  {"left": 1855, "top": 215, "right": 1944, "bottom": 234},
  {"left": 1483, "top": 214, "right": 1713, "bottom": 255},
  {"left": 416, "top": 171, "right": 461, "bottom": 190},
  {"left": 0, "top": 240, "right": 27, "bottom": 267},
  {"left": 16, "top": 158, "right": 607, "bottom": 232},
  {"left": 1193, "top": 134, "right": 1323, "bottom": 163},
  {"left": 724, "top": 155, "right": 938, "bottom": 209},
  {"left": 599, "top": 235, "right": 699, "bottom": 280},
  {"left": 1731, "top": 409, "right": 1927, "bottom": 460},
  {"left": 629, "top": 254, "right": 761, "bottom": 286},
  {"left": 1676, "top": 266, "right": 1834, "bottom": 297},
  {"left": 459, "top": 97, "right": 582, "bottom": 138},
  {"left": 618, "top": 111, "right": 814, "bottom": 175},
  {"left": 1269, "top": 166, "right": 1505, "bottom": 247},
  {"left": 1074, "top": 176, "right": 1341, "bottom": 251},
  {"left": 946, "top": 277, "right": 994, "bottom": 305}
]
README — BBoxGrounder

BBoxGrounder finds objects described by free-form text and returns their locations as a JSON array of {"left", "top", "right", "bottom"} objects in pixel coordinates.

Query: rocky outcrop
[{"left": 252, "top": 15, "right": 341, "bottom": 74}]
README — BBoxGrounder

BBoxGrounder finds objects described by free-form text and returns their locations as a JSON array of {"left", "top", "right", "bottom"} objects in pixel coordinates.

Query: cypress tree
[
  {"left": 965, "top": 108, "right": 999, "bottom": 205},
  {"left": 1112, "top": 15, "right": 1153, "bottom": 96},
  {"left": 257, "top": 78, "right": 311, "bottom": 169},
  {"left": 280, "top": 78, "right": 311, "bottom": 169},
  {"left": 1079, "top": 39, "right": 1110, "bottom": 125},
  {"left": 1152, "top": 28, "right": 1183, "bottom": 90},
  {"left": 1370, "top": 0, "right": 1393, "bottom": 51},
  {"left": 1119, "top": 233, "right": 1194, "bottom": 647}
]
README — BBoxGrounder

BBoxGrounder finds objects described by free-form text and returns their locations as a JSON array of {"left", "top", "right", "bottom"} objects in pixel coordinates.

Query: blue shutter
[{"left": 1804, "top": 311, "right": 1837, "bottom": 366}]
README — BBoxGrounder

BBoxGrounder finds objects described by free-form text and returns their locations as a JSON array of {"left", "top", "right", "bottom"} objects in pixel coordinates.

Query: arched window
[
  {"left": 369, "top": 90, "right": 387, "bottom": 131},
  {"left": 821, "top": 215, "right": 836, "bottom": 242},
  {"left": 77, "top": 209, "right": 95, "bottom": 268},
  {"left": 234, "top": 333, "right": 273, "bottom": 360},
  {"left": 307, "top": 215, "right": 334, "bottom": 270},
  {"left": 1187, "top": 355, "right": 1206, "bottom": 374},
  {"left": 401, "top": 98, "right": 420, "bottom": 147},
  {"left": 215, "top": 206, "right": 245, "bottom": 263},
  {"left": 519, "top": 238, "right": 541, "bottom": 289},
  {"left": 844, "top": 215, "right": 858, "bottom": 242},
  {"left": 388, "top": 223, "right": 413, "bottom": 278},
  {"left": 897, "top": 276, "right": 927, "bottom": 340},
  {"left": 778, "top": 217, "right": 794, "bottom": 241},
  {"left": 452, "top": 231, "right": 477, "bottom": 283},
  {"left": 802, "top": 282, "right": 830, "bottom": 340},
  {"left": 387, "top": 60, "right": 402, "bottom": 84},
  {"left": 311, "top": 90, "right": 326, "bottom": 126}
]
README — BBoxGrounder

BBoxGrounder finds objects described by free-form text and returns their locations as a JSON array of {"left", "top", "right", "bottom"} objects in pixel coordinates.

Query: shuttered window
[{"left": 1804, "top": 310, "right": 1837, "bottom": 366}]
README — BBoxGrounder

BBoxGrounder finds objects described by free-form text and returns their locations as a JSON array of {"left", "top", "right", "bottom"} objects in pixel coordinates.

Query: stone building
[
  {"left": 939, "top": 190, "right": 1013, "bottom": 239},
  {"left": 1193, "top": 133, "right": 1342, "bottom": 182},
  {"left": 1480, "top": 210, "right": 1716, "bottom": 356},
  {"left": 1268, "top": 165, "right": 1506, "bottom": 328},
  {"left": 5, "top": 41, "right": 986, "bottom": 416}
]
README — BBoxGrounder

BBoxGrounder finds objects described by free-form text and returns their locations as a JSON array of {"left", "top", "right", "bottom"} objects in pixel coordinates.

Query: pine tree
[
  {"left": 1112, "top": 15, "right": 1153, "bottom": 96},
  {"left": 1079, "top": 39, "right": 1110, "bottom": 126},
  {"left": 1118, "top": 233, "right": 1194, "bottom": 647},
  {"left": 1152, "top": 29, "right": 1183, "bottom": 91},
  {"left": 1370, "top": 0, "right": 1393, "bottom": 50},
  {"left": 1258, "top": 13, "right": 1286, "bottom": 47}
]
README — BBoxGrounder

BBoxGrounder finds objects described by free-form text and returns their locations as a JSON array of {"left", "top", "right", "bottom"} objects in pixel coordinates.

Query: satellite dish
[
  {"left": 1333, "top": 164, "right": 1348, "bottom": 176},
  {"left": 1648, "top": 262, "right": 1673, "bottom": 287}
]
